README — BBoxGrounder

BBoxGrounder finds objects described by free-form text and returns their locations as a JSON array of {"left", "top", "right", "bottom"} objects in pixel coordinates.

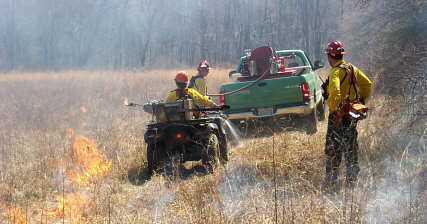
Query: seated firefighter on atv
[
  {"left": 165, "top": 71, "right": 217, "bottom": 108},
  {"left": 165, "top": 71, "right": 238, "bottom": 144}
]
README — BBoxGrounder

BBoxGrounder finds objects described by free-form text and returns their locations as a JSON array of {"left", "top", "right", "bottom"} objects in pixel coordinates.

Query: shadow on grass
[
  {"left": 128, "top": 164, "right": 211, "bottom": 186},
  {"left": 236, "top": 115, "right": 312, "bottom": 139},
  {"left": 128, "top": 166, "right": 151, "bottom": 186}
]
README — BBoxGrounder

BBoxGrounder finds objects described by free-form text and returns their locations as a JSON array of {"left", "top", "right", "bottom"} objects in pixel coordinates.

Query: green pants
[{"left": 325, "top": 114, "right": 360, "bottom": 186}]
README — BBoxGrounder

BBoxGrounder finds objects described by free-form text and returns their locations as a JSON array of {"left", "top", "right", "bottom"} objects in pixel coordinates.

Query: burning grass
[
  {"left": 67, "top": 135, "right": 112, "bottom": 188},
  {"left": 0, "top": 69, "right": 425, "bottom": 223}
]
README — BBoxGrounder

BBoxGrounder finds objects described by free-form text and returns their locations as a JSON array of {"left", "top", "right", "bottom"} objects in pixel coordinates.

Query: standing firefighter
[
  {"left": 189, "top": 60, "right": 211, "bottom": 96},
  {"left": 165, "top": 71, "right": 216, "bottom": 107},
  {"left": 323, "top": 40, "right": 373, "bottom": 189}
]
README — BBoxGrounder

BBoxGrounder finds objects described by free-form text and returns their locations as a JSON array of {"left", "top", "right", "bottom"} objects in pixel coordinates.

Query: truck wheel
[
  {"left": 202, "top": 133, "right": 220, "bottom": 173},
  {"left": 219, "top": 134, "right": 229, "bottom": 164},
  {"left": 306, "top": 105, "right": 318, "bottom": 134},
  {"left": 147, "top": 143, "right": 159, "bottom": 176},
  {"left": 231, "top": 119, "right": 249, "bottom": 137},
  {"left": 317, "top": 100, "right": 326, "bottom": 121}
]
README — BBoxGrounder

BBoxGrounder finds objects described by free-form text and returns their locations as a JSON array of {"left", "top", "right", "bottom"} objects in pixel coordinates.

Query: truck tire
[
  {"left": 317, "top": 100, "right": 326, "bottom": 121},
  {"left": 219, "top": 134, "right": 229, "bottom": 164},
  {"left": 231, "top": 119, "right": 249, "bottom": 137},
  {"left": 202, "top": 133, "right": 220, "bottom": 173},
  {"left": 306, "top": 105, "right": 318, "bottom": 134}
]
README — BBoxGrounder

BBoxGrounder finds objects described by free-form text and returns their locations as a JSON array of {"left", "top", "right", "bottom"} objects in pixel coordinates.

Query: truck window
[
  {"left": 277, "top": 52, "right": 310, "bottom": 75},
  {"left": 238, "top": 57, "right": 249, "bottom": 74},
  {"left": 286, "top": 55, "right": 305, "bottom": 68},
  {"left": 238, "top": 51, "right": 309, "bottom": 75}
]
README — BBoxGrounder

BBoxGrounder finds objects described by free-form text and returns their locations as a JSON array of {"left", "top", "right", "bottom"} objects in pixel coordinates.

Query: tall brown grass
[{"left": 0, "top": 69, "right": 425, "bottom": 223}]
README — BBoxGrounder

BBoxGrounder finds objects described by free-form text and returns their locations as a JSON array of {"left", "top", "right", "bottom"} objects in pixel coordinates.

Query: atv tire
[
  {"left": 147, "top": 143, "right": 161, "bottom": 176},
  {"left": 317, "top": 100, "right": 326, "bottom": 121},
  {"left": 202, "top": 133, "right": 220, "bottom": 173},
  {"left": 219, "top": 134, "right": 229, "bottom": 164}
]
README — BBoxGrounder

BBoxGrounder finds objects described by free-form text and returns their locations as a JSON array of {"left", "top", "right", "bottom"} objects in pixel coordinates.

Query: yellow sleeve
[
  {"left": 355, "top": 67, "right": 373, "bottom": 100},
  {"left": 165, "top": 91, "right": 177, "bottom": 103},
  {"left": 188, "top": 88, "right": 216, "bottom": 107},
  {"left": 327, "top": 68, "right": 345, "bottom": 113}
]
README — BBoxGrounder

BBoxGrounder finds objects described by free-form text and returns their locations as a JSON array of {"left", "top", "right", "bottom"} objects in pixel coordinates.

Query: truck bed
[{"left": 221, "top": 74, "right": 313, "bottom": 114}]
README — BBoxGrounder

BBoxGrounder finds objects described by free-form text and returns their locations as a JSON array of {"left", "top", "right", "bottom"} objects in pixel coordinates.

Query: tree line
[{"left": 0, "top": 0, "right": 344, "bottom": 71}]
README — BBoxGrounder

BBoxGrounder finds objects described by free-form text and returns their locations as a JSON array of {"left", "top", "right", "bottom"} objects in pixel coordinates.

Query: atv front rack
[{"left": 126, "top": 99, "right": 229, "bottom": 123}]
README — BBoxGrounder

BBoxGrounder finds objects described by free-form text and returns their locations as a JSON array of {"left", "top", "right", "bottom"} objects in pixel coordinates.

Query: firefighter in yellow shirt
[
  {"left": 165, "top": 71, "right": 217, "bottom": 108},
  {"left": 189, "top": 60, "right": 210, "bottom": 96},
  {"left": 323, "top": 40, "right": 373, "bottom": 189}
]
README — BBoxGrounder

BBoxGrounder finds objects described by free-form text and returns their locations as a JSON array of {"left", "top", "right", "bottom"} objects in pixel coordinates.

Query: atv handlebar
[
  {"left": 125, "top": 101, "right": 230, "bottom": 112},
  {"left": 125, "top": 102, "right": 144, "bottom": 107},
  {"left": 193, "top": 105, "right": 230, "bottom": 112}
]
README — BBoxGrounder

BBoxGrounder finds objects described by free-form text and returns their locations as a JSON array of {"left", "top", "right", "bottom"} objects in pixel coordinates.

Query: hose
[
  {"left": 207, "top": 68, "right": 270, "bottom": 97},
  {"left": 208, "top": 66, "right": 310, "bottom": 97}
]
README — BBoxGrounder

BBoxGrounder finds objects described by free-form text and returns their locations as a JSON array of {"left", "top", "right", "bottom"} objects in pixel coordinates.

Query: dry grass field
[{"left": 0, "top": 69, "right": 425, "bottom": 223}]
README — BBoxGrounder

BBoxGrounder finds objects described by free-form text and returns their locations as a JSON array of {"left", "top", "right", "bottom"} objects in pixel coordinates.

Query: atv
[{"left": 140, "top": 99, "right": 230, "bottom": 176}]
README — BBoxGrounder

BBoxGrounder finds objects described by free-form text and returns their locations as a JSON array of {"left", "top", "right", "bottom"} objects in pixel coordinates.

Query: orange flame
[
  {"left": 4, "top": 134, "right": 112, "bottom": 224},
  {"left": 46, "top": 135, "right": 111, "bottom": 223},
  {"left": 69, "top": 106, "right": 88, "bottom": 117},
  {"left": 79, "top": 106, "right": 87, "bottom": 113},
  {"left": 65, "top": 169, "right": 92, "bottom": 187},
  {"left": 66, "top": 135, "right": 112, "bottom": 187},
  {"left": 3, "top": 205, "right": 27, "bottom": 224},
  {"left": 47, "top": 193, "right": 93, "bottom": 224},
  {"left": 123, "top": 97, "right": 129, "bottom": 106}
]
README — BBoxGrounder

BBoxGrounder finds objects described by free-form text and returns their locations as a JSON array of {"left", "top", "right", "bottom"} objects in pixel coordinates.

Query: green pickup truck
[{"left": 219, "top": 47, "right": 325, "bottom": 134}]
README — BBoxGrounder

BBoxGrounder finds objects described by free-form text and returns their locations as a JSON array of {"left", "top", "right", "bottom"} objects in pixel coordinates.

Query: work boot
[
  {"left": 346, "top": 176, "right": 358, "bottom": 189},
  {"left": 346, "top": 164, "right": 359, "bottom": 189}
]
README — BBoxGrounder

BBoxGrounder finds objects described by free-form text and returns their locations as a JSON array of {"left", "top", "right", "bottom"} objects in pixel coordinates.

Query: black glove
[
  {"left": 221, "top": 105, "right": 230, "bottom": 110},
  {"left": 321, "top": 78, "right": 329, "bottom": 100}
]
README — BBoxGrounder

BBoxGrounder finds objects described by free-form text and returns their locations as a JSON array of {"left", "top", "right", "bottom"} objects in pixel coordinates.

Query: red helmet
[
  {"left": 197, "top": 60, "right": 211, "bottom": 69},
  {"left": 175, "top": 71, "right": 189, "bottom": 83},
  {"left": 325, "top": 40, "right": 346, "bottom": 55}
]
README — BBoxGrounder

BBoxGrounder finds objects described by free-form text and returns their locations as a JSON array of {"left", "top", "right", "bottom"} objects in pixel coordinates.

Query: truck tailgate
[{"left": 221, "top": 76, "right": 306, "bottom": 111}]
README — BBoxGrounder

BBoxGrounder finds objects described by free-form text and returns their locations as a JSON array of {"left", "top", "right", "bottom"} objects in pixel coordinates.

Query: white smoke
[
  {"left": 364, "top": 133, "right": 425, "bottom": 224},
  {"left": 365, "top": 181, "right": 414, "bottom": 223},
  {"left": 126, "top": 176, "right": 174, "bottom": 223},
  {"left": 222, "top": 119, "right": 243, "bottom": 149},
  {"left": 153, "top": 186, "right": 174, "bottom": 223},
  {"left": 218, "top": 162, "right": 271, "bottom": 220}
]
